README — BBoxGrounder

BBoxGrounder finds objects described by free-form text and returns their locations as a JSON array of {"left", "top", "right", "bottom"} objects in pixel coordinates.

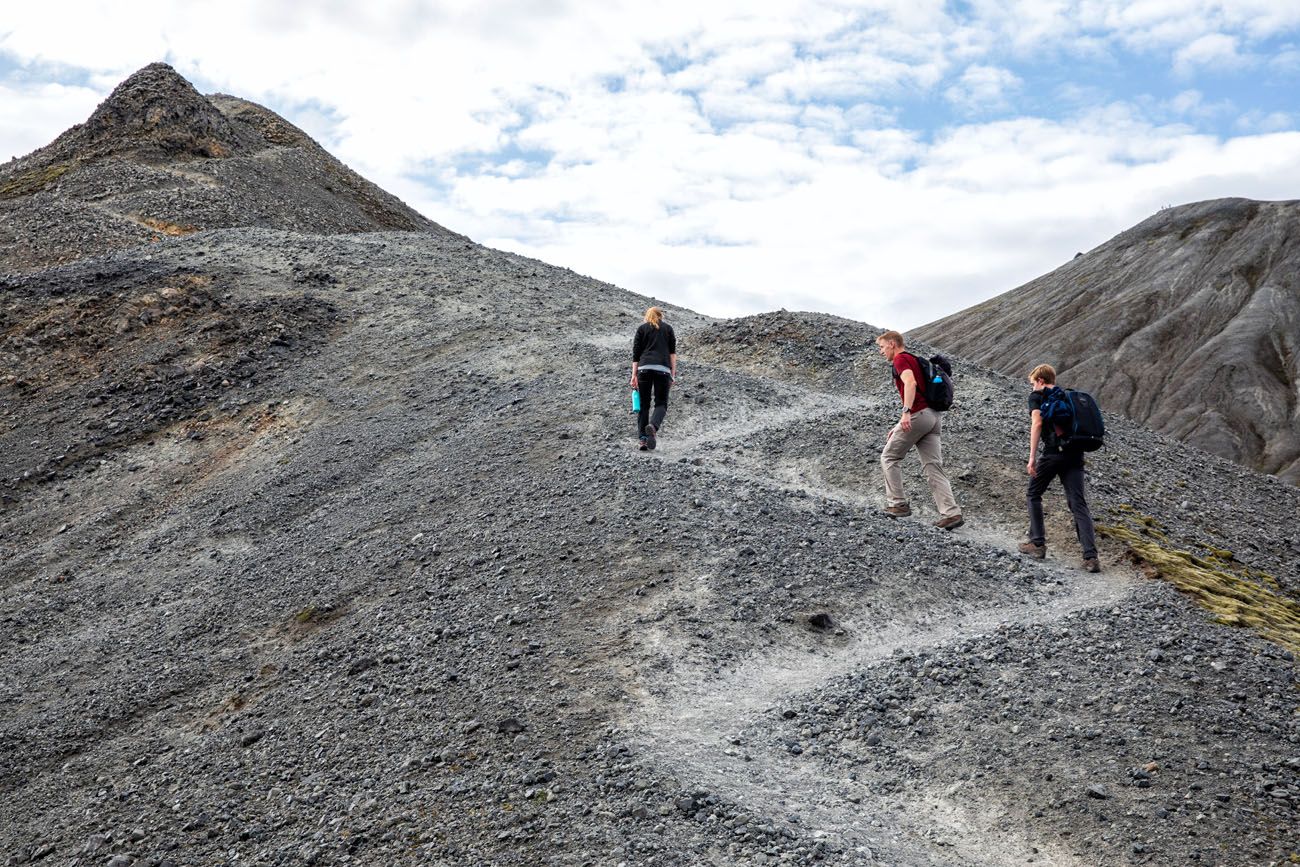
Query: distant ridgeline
[{"left": 915, "top": 198, "right": 1300, "bottom": 485}]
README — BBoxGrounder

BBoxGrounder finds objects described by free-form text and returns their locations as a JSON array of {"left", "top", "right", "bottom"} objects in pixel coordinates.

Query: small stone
[
  {"left": 348, "top": 657, "right": 377, "bottom": 676},
  {"left": 1086, "top": 784, "right": 1111, "bottom": 800},
  {"left": 497, "top": 718, "right": 525, "bottom": 735},
  {"left": 240, "top": 730, "right": 264, "bottom": 748}
]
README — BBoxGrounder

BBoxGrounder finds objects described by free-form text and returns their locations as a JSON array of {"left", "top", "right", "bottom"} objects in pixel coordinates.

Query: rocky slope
[
  {"left": 913, "top": 198, "right": 1300, "bottom": 484},
  {"left": 2, "top": 70, "right": 1298, "bottom": 867},
  {"left": 0, "top": 63, "right": 456, "bottom": 273},
  {"left": 2, "top": 229, "right": 1298, "bottom": 867}
]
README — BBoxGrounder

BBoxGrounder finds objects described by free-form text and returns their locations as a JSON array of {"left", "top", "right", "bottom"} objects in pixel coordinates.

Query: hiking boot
[
  {"left": 1018, "top": 542, "right": 1046, "bottom": 559},
  {"left": 644, "top": 424, "right": 657, "bottom": 450},
  {"left": 882, "top": 504, "right": 911, "bottom": 518},
  {"left": 1082, "top": 557, "right": 1102, "bottom": 573},
  {"left": 638, "top": 437, "right": 648, "bottom": 451},
  {"left": 934, "top": 514, "right": 964, "bottom": 531}
]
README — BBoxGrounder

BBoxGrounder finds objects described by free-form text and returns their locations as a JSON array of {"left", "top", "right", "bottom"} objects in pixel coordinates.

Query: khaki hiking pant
[{"left": 881, "top": 408, "right": 960, "bottom": 519}]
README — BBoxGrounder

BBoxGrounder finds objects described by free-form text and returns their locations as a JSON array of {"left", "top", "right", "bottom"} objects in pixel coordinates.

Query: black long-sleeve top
[{"left": 632, "top": 321, "right": 676, "bottom": 369}]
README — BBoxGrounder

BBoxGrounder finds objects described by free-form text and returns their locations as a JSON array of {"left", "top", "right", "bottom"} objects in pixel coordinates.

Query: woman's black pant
[{"left": 637, "top": 371, "right": 671, "bottom": 436}]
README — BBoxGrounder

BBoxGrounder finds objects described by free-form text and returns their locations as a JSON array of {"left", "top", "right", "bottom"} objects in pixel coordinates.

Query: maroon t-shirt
[{"left": 892, "top": 352, "right": 929, "bottom": 412}]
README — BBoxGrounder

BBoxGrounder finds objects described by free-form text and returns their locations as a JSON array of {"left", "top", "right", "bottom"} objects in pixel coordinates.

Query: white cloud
[
  {"left": 0, "top": 80, "right": 102, "bottom": 162},
  {"left": 1173, "top": 32, "right": 1251, "bottom": 75},
  {"left": 1270, "top": 47, "right": 1300, "bottom": 72},
  {"left": 1235, "top": 110, "right": 1296, "bottom": 133},
  {"left": 433, "top": 101, "right": 1300, "bottom": 329},
  {"left": 1164, "top": 88, "right": 1235, "bottom": 121},
  {"left": 943, "top": 64, "right": 1021, "bottom": 113},
  {"left": 1168, "top": 89, "right": 1204, "bottom": 114}
]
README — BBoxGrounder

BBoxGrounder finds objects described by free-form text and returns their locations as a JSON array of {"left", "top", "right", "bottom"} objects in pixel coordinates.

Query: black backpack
[
  {"left": 912, "top": 353, "right": 955, "bottom": 411},
  {"left": 1040, "top": 386, "right": 1105, "bottom": 451}
]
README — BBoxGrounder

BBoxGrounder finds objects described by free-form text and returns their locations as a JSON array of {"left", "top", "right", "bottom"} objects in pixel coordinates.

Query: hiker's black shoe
[
  {"left": 934, "top": 514, "right": 964, "bottom": 531},
  {"left": 1082, "top": 557, "right": 1102, "bottom": 573},
  {"left": 645, "top": 424, "right": 657, "bottom": 450},
  {"left": 638, "top": 437, "right": 648, "bottom": 451},
  {"left": 1018, "top": 542, "right": 1046, "bottom": 559},
  {"left": 882, "top": 504, "right": 911, "bottom": 518}
]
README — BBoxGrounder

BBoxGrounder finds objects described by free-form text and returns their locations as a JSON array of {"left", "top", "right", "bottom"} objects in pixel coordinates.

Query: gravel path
[{"left": 630, "top": 564, "right": 1138, "bottom": 865}]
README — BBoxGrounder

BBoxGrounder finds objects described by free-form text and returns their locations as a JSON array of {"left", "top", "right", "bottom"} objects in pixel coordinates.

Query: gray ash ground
[
  {"left": 760, "top": 590, "right": 1299, "bottom": 864},
  {"left": 1, "top": 229, "right": 1298, "bottom": 867}
]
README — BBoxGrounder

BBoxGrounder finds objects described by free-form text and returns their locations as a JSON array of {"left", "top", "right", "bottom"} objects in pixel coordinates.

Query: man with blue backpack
[{"left": 1020, "top": 363, "right": 1102, "bottom": 572}]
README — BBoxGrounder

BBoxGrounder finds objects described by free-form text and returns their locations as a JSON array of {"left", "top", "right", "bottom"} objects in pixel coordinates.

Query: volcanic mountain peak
[
  {"left": 0, "top": 63, "right": 454, "bottom": 273},
  {"left": 79, "top": 62, "right": 249, "bottom": 159}
]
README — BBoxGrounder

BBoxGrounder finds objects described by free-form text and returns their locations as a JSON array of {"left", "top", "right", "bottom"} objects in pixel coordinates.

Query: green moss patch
[
  {"left": 0, "top": 163, "right": 72, "bottom": 199},
  {"left": 1098, "top": 522, "right": 1300, "bottom": 653}
]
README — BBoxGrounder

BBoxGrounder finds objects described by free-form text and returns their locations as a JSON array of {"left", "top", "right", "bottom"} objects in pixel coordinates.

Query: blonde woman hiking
[{"left": 630, "top": 306, "right": 677, "bottom": 451}]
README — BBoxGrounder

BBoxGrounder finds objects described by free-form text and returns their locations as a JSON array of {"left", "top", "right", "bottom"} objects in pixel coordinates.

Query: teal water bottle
[{"left": 631, "top": 389, "right": 641, "bottom": 413}]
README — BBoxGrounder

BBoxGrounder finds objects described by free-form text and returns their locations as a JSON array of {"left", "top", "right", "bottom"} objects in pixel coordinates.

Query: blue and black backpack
[
  {"left": 1039, "top": 386, "right": 1105, "bottom": 451},
  {"left": 900, "top": 352, "right": 955, "bottom": 411}
]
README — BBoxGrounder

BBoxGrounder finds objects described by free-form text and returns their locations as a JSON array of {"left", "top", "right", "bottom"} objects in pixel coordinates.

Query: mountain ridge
[{"left": 914, "top": 197, "right": 1300, "bottom": 482}]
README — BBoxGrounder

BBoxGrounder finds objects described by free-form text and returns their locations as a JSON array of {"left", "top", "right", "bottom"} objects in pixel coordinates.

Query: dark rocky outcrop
[
  {"left": 0, "top": 63, "right": 455, "bottom": 272},
  {"left": 914, "top": 198, "right": 1300, "bottom": 483},
  {"left": 74, "top": 61, "right": 257, "bottom": 160}
]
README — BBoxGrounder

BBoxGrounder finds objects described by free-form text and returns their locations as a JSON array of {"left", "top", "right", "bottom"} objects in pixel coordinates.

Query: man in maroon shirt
[{"left": 875, "top": 330, "right": 963, "bottom": 529}]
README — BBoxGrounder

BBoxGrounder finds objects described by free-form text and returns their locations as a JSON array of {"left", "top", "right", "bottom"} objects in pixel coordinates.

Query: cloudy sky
[{"left": 3, "top": 2, "right": 1300, "bottom": 328}]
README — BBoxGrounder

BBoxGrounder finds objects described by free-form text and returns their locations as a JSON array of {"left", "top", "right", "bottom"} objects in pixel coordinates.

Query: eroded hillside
[
  {"left": 3, "top": 229, "right": 1298, "bottom": 867},
  {"left": 914, "top": 198, "right": 1300, "bottom": 484}
]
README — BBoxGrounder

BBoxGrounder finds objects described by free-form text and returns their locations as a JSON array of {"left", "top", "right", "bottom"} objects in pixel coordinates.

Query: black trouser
[
  {"left": 637, "top": 371, "right": 671, "bottom": 436},
  {"left": 1027, "top": 450, "right": 1098, "bottom": 559}
]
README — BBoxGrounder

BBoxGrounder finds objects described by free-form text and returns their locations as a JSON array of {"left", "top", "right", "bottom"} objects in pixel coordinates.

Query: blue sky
[{"left": 3, "top": 1, "right": 1300, "bottom": 329}]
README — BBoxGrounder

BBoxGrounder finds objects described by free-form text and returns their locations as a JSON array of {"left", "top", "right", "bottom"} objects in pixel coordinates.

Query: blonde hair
[
  {"left": 1029, "top": 364, "right": 1056, "bottom": 385},
  {"left": 876, "top": 330, "right": 904, "bottom": 347},
  {"left": 644, "top": 306, "right": 664, "bottom": 328}
]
